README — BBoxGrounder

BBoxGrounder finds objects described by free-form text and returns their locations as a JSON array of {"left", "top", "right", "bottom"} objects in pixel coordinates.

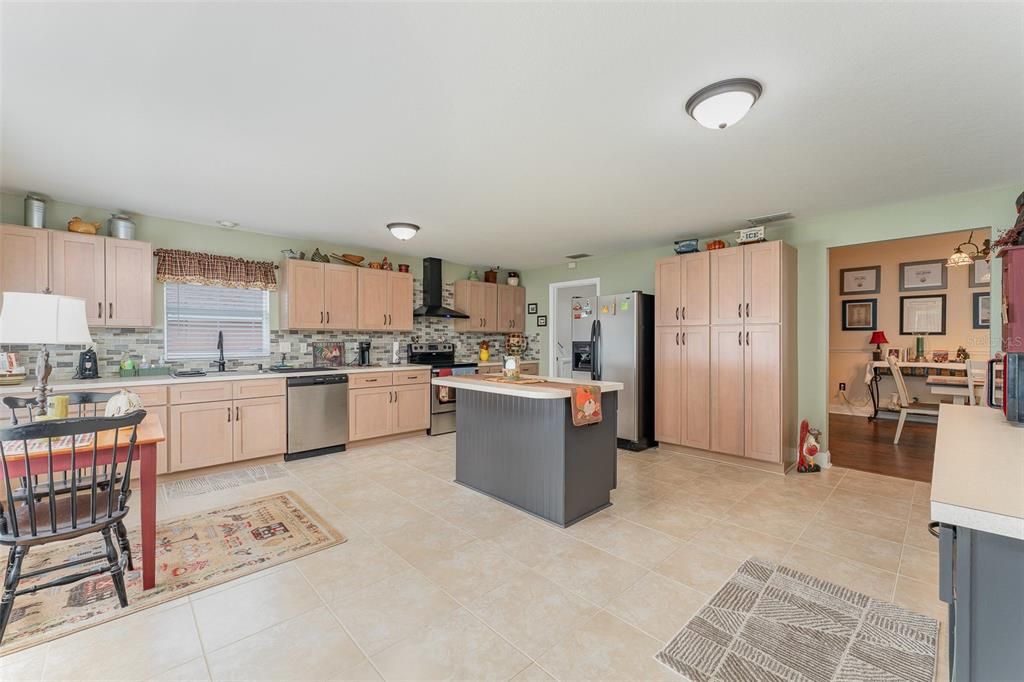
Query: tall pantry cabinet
[{"left": 655, "top": 241, "right": 797, "bottom": 471}]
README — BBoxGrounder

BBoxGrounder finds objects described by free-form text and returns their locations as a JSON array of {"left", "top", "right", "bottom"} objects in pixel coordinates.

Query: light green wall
[
  {"left": 521, "top": 184, "right": 1019, "bottom": 445},
  {"left": 0, "top": 192, "right": 472, "bottom": 328}
]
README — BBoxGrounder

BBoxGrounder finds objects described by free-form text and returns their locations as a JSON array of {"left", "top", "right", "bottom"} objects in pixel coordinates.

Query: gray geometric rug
[{"left": 656, "top": 557, "right": 939, "bottom": 682}]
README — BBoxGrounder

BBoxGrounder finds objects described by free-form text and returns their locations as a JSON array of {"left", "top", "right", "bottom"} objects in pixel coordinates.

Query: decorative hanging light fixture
[
  {"left": 387, "top": 223, "right": 420, "bottom": 241},
  {"left": 946, "top": 230, "right": 991, "bottom": 267}
]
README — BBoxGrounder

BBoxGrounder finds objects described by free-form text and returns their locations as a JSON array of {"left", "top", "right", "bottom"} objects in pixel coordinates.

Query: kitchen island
[{"left": 432, "top": 374, "right": 624, "bottom": 527}]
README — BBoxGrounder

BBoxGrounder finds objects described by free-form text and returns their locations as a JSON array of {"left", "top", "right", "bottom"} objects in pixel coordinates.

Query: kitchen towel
[
  {"left": 572, "top": 385, "right": 602, "bottom": 426},
  {"left": 438, "top": 367, "right": 453, "bottom": 402}
]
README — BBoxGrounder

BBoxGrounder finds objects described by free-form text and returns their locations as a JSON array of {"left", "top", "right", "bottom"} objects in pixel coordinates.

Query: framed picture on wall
[
  {"left": 899, "top": 259, "right": 947, "bottom": 291},
  {"left": 900, "top": 294, "right": 946, "bottom": 335},
  {"left": 973, "top": 292, "right": 991, "bottom": 329},
  {"left": 841, "top": 298, "right": 877, "bottom": 331},
  {"left": 968, "top": 259, "right": 991, "bottom": 288},
  {"left": 536, "top": 315, "right": 548, "bottom": 327},
  {"left": 527, "top": 302, "right": 538, "bottom": 314},
  {"left": 839, "top": 266, "right": 881, "bottom": 295}
]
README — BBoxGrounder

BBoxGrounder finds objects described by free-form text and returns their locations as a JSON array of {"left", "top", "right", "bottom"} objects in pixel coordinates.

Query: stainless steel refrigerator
[{"left": 570, "top": 292, "right": 655, "bottom": 450}]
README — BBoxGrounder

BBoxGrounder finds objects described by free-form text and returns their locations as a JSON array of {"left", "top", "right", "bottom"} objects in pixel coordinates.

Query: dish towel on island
[
  {"left": 572, "top": 385, "right": 602, "bottom": 426},
  {"left": 437, "top": 367, "right": 453, "bottom": 403}
]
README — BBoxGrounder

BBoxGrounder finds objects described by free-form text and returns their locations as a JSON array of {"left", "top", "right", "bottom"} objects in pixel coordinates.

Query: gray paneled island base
[{"left": 432, "top": 375, "right": 625, "bottom": 527}]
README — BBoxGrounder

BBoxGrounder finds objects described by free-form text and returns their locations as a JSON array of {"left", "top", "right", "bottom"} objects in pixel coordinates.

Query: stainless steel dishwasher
[{"left": 285, "top": 373, "right": 348, "bottom": 461}]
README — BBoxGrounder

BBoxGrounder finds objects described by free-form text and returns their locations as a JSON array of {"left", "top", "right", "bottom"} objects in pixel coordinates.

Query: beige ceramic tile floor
[{"left": 0, "top": 435, "right": 948, "bottom": 681}]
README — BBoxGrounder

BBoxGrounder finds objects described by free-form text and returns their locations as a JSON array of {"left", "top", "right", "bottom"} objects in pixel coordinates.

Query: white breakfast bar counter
[
  {"left": 931, "top": 404, "right": 1024, "bottom": 681},
  {"left": 432, "top": 374, "right": 624, "bottom": 527}
]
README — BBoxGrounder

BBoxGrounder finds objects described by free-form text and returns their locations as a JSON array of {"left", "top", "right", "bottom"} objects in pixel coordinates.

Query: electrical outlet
[{"left": 839, "top": 382, "right": 846, "bottom": 392}]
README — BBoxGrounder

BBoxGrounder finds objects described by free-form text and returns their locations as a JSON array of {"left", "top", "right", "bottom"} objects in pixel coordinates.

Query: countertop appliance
[
  {"left": 571, "top": 292, "right": 655, "bottom": 450},
  {"left": 413, "top": 257, "right": 470, "bottom": 318},
  {"left": 407, "top": 342, "right": 477, "bottom": 435},
  {"left": 74, "top": 348, "right": 99, "bottom": 379},
  {"left": 285, "top": 373, "right": 348, "bottom": 461},
  {"left": 357, "top": 341, "right": 372, "bottom": 366}
]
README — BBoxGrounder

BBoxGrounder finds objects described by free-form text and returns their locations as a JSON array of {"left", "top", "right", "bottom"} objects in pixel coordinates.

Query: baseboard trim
[{"left": 658, "top": 443, "right": 788, "bottom": 475}]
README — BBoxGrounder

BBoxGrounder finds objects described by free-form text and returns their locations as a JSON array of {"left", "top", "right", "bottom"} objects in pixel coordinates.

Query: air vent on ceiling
[
  {"left": 564, "top": 253, "right": 591, "bottom": 260},
  {"left": 746, "top": 211, "right": 794, "bottom": 226}
]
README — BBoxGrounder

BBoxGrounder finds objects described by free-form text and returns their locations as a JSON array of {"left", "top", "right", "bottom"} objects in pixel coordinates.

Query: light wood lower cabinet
[
  {"left": 743, "top": 325, "right": 781, "bottom": 462},
  {"left": 654, "top": 328, "right": 682, "bottom": 444},
  {"left": 681, "top": 327, "right": 711, "bottom": 450},
  {"left": 710, "top": 325, "right": 745, "bottom": 457},
  {"left": 234, "top": 396, "right": 287, "bottom": 461},
  {"left": 393, "top": 384, "right": 430, "bottom": 433},
  {"left": 348, "top": 372, "right": 431, "bottom": 443},
  {"left": 170, "top": 400, "right": 235, "bottom": 472},
  {"left": 348, "top": 386, "right": 394, "bottom": 441}
]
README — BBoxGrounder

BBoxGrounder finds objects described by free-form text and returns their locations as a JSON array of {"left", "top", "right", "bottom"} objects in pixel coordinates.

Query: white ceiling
[{"left": 2, "top": 2, "right": 1022, "bottom": 269}]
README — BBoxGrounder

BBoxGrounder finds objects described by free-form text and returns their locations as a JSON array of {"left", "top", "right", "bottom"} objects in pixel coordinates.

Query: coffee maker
[
  {"left": 74, "top": 348, "right": 99, "bottom": 379},
  {"left": 357, "top": 341, "right": 371, "bottom": 366}
]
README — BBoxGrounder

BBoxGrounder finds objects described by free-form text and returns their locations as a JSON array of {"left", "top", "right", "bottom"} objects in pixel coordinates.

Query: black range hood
[{"left": 413, "top": 257, "right": 470, "bottom": 319}]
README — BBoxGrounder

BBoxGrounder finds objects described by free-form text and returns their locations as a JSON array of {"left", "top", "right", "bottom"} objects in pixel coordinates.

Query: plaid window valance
[{"left": 154, "top": 249, "right": 278, "bottom": 291}]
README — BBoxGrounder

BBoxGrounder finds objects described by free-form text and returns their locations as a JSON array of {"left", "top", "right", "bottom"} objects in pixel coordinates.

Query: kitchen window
[{"left": 164, "top": 283, "right": 270, "bottom": 360}]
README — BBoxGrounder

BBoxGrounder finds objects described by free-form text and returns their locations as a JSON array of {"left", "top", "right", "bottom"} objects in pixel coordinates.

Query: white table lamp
[{"left": 0, "top": 292, "right": 93, "bottom": 414}]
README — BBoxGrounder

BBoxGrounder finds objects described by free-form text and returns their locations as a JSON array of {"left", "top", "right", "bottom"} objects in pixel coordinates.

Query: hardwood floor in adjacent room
[{"left": 828, "top": 413, "right": 936, "bottom": 483}]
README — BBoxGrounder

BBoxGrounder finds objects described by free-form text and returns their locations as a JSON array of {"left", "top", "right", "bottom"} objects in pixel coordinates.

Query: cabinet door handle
[
  {"left": 738, "top": 331, "right": 742, "bottom": 346},
  {"left": 110, "top": 302, "right": 114, "bottom": 319},
  {"left": 682, "top": 332, "right": 686, "bottom": 345},
  {"left": 681, "top": 306, "right": 686, "bottom": 320},
  {"left": 98, "top": 302, "right": 103, "bottom": 318},
  {"left": 746, "top": 302, "right": 750, "bottom": 318},
  {"left": 236, "top": 406, "right": 240, "bottom": 421},
  {"left": 384, "top": 314, "right": 387, "bottom": 326},
  {"left": 365, "top": 378, "right": 377, "bottom": 382},
  {"left": 676, "top": 332, "right": 679, "bottom": 346},
  {"left": 746, "top": 332, "right": 750, "bottom": 346},
  {"left": 737, "top": 303, "right": 742, "bottom": 318},
  {"left": 388, "top": 313, "right": 392, "bottom": 326},
  {"left": 227, "top": 407, "right": 232, "bottom": 423},
  {"left": 675, "top": 306, "right": 679, "bottom": 320},
  {"left": 326, "top": 311, "right": 330, "bottom": 324},
  {"left": 321, "top": 311, "right": 324, "bottom": 324}
]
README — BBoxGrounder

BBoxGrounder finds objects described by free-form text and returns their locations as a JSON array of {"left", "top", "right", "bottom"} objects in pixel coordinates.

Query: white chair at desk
[
  {"left": 925, "top": 359, "right": 986, "bottom": 406},
  {"left": 888, "top": 355, "right": 940, "bottom": 444}
]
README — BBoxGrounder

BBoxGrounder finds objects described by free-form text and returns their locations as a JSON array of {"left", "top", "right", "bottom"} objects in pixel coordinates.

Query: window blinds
[{"left": 164, "top": 283, "right": 270, "bottom": 359}]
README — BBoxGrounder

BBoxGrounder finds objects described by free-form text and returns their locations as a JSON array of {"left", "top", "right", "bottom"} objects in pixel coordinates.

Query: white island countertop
[
  {"left": 432, "top": 374, "right": 623, "bottom": 399},
  {"left": 0, "top": 364, "right": 433, "bottom": 396},
  {"left": 931, "top": 404, "right": 1024, "bottom": 540}
]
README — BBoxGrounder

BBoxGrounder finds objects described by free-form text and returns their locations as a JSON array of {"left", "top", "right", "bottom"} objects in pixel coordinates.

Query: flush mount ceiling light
[
  {"left": 946, "top": 230, "right": 991, "bottom": 267},
  {"left": 685, "top": 78, "right": 763, "bottom": 130},
  {"left": 216, "top": 220, "right": 239, "bottom": 229},
  {"left": 387, "top": 222, "right": 420, "bottom": 241}
]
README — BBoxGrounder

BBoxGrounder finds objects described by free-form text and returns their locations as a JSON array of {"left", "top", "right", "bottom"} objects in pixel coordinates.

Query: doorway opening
[
  {"left": 827, "top": 227, "right": 991, "bottom": 481},
  {"left": 548, "top": 278, "right": 599, "bottom": 378}
]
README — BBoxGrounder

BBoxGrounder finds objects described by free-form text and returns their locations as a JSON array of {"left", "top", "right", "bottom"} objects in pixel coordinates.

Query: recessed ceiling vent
[
  {"left": 746, "top": 212, "right": 793, "bottom": 226},
  {"left": 564, "top": 253, "right": 591, "bottom": 260}
]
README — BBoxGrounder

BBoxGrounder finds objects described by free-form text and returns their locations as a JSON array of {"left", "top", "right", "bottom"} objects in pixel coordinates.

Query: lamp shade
[
  {"left": 869, "top": 331, "right": 889, "bottom": 345},
  {"left": 0, "top": 293, "right": 93, "bottom": 345}
]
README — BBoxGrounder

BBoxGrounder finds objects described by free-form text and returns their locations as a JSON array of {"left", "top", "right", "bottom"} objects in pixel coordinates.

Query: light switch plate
[
  {"left": 278, "top": 341, "right": 292, "bottom": 353},
  {"left": 300, "top": 343, "right": 309, "bottom": 353}
]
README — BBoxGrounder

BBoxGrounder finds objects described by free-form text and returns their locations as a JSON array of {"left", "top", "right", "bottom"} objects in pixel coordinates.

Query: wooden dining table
[{"left": 4, "top": 413, "right": 165, "bottom": 590}]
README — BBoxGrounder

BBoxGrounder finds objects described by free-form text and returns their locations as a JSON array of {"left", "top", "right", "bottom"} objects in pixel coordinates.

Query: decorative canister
[
  {"left": 107, "top": 212, "right": 136, "bottom": 239},
  {"left": 467, "top": 270, "right": 480, "bottom": 281},
  {"left": 484, "top": 268, "right": 498, "bottom": 283},
  {"left": 505, "top": 332, "right": 528, "bottom": 356},
  {"left": 506, "top": 271, "right": 520, "bottom": 286},
  {"left": 24, "top": 193, "right": 45, "bottom": 228}
]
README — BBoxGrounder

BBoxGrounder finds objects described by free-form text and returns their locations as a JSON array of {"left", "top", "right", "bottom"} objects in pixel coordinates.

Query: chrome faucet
[{"left": 215, "top": 330, "right": 226, "bottom": 372}]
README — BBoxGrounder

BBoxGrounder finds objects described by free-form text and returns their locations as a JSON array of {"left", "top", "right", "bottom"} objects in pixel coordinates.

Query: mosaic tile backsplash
[{"left": 2, "top": 279, "right": 540, "bottom": 381}]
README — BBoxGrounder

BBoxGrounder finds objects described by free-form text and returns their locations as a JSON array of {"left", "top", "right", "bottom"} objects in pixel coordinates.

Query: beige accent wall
[{"left": 828, "top": 229, "right": 990, "bottom": 413}]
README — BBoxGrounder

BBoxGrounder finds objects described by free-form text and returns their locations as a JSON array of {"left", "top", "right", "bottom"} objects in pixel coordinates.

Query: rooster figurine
[{"left": 797, "top": 420, "right": 822, "bottom": 473}]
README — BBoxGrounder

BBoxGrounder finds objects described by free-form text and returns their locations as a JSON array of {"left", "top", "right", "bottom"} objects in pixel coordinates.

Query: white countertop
[
  {"left": 431, "top": 374, "right": 624, "bottom": 399},
  {"left": 931, "top": 404, "right": 1024, "bottom": 540},
  {"left": 0, "top": 364, "right": 433, "bottom": 395}
]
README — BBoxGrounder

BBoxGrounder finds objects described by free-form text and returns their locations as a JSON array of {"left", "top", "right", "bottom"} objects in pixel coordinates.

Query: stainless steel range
[{"left": 407, "top": 343, "right": 477, "bottom": 435}]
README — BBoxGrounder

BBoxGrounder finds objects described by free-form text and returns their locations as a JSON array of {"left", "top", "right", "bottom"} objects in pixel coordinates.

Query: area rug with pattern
[
  {"left": 656, "top": 557, "right": 939, "bottom": 682},
  {"left": 0, "top": 491, "right": 345, "bottom": 655}
]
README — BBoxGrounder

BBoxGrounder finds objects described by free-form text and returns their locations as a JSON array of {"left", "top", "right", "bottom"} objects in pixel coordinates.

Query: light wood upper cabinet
[
  {"left": 51, "top": 231, "right": 106, "bottom": 325},
  {"left": 454, "top": 280, "right": 499, "bottom": 332},
  {"left": 654, "top": 327, "right": 682, "bottom": 444},
  {"left": 169, "top": 400, "right": 235, "bottom": 472},
  {"left": 681, "top": 252, "right": 711, "bottom": 326},
  {"left": 324, "top": 264, "right": 358, "bottom": 330},
  {"left": 0, "top": 225, "right": 49, "bottom": 306},
  {"left": 710, "top": 247, "right": 745, "bottom": 325},
  {"left": 681, "top": 327, "right": 711, "bottom": 450},
  {"left": 357, "top": 268, "right": 410, "bottom": 331},
  {"left": 393, "top": 384, "right": 430, "bottom": 433},
  {"left": 105, "top": 238, "right": 153, "bottom": 327},
  {"left": 387, "top": 271, "right": 414, "bottom": 331},
  {"left": 744, "top": 325, "right": 782, "bottom": 462},
  {"left": 710, "top": 324, "right": 745, "bottom": 457},
  {"left": 348, "top": 385, "right": 394, "bottom": 441},
  {"left": 496, "top": 284, "right": 526, "bottom": 332},
  {"left": 233, "top": 395, "right": 287, "bottom": 461},
  {"left": 655, "top": 257, "right": 682, "bottom": 327},
  {"left": 281, "top": 259, "right": 326, "bottom": 329},
  {"left": 744, "top": 240, "right": 781, "bottom": 324}
]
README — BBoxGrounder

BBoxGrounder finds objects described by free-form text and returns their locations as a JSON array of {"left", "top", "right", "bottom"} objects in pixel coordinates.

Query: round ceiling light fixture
[
  {"left": 387, "top": 222, "right": 420, "bottom": 241},
  {"left": 685, "top": 78, "right": 763, "bottom": 130}
]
